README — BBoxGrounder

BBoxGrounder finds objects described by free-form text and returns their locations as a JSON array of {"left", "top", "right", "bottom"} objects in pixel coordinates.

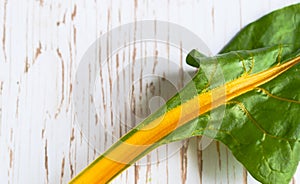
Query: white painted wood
[{"left": 0, "top": 0, "right": 299, "bottom": 184}]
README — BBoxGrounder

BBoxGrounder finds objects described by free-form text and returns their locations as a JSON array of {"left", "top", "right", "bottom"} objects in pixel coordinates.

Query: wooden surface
[{"left": 1, "top": 0, "right": 300, "bottom": 184}]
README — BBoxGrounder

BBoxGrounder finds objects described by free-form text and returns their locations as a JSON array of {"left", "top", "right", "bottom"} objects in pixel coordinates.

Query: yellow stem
[{"left": 70, "top": 56, "right": 300, "bottom": 184}]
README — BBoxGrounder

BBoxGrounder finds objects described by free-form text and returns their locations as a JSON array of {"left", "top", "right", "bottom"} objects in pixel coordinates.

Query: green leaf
[
  {"left": 178, "top": 3, "right": 300, "bottom": 184},
  {"left": 70, "top": 3, "right": 300, "bottom": 184}
]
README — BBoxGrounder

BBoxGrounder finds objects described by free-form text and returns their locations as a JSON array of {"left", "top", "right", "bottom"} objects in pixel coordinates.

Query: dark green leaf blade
[
  {"left": 181, "top": 4, "right": 300, "bottom": 183},
  {"left": 220, "top": 3, "right": 300, "bottom": 54}
]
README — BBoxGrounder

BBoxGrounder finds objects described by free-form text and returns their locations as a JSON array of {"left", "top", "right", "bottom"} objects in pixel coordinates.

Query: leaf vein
[
  {"left": 256, "top": 87, "right": 300, "bottom": 105},
  {"left": 228, "top": 100, "right": 299, "bottom": 142}
]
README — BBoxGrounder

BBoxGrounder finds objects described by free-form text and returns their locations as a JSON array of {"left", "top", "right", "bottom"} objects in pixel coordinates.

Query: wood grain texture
[{"left": 0, "top": 0, "right": 299, "bottom": 184}]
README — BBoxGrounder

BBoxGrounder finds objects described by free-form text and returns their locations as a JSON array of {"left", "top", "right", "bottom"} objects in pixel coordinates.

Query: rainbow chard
[{"left": 70, "top": 3, "right": 300, "bottom": 184}]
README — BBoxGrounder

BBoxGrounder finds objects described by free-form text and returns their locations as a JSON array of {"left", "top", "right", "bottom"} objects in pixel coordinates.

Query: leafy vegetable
[
  {"left": 184, "top": 4, "right": 300, "bottom": 183},
  {"left": 70, "top": 3, "right": 300, "bottom": 184}
]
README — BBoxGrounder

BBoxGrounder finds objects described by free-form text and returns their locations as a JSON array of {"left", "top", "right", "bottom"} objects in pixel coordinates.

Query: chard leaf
[
  {"left": 181, "top": 3, "right": 300, "bottom": 184},
  {"left": 70, "top": 3, "right": 300, "bottom": 184}
]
